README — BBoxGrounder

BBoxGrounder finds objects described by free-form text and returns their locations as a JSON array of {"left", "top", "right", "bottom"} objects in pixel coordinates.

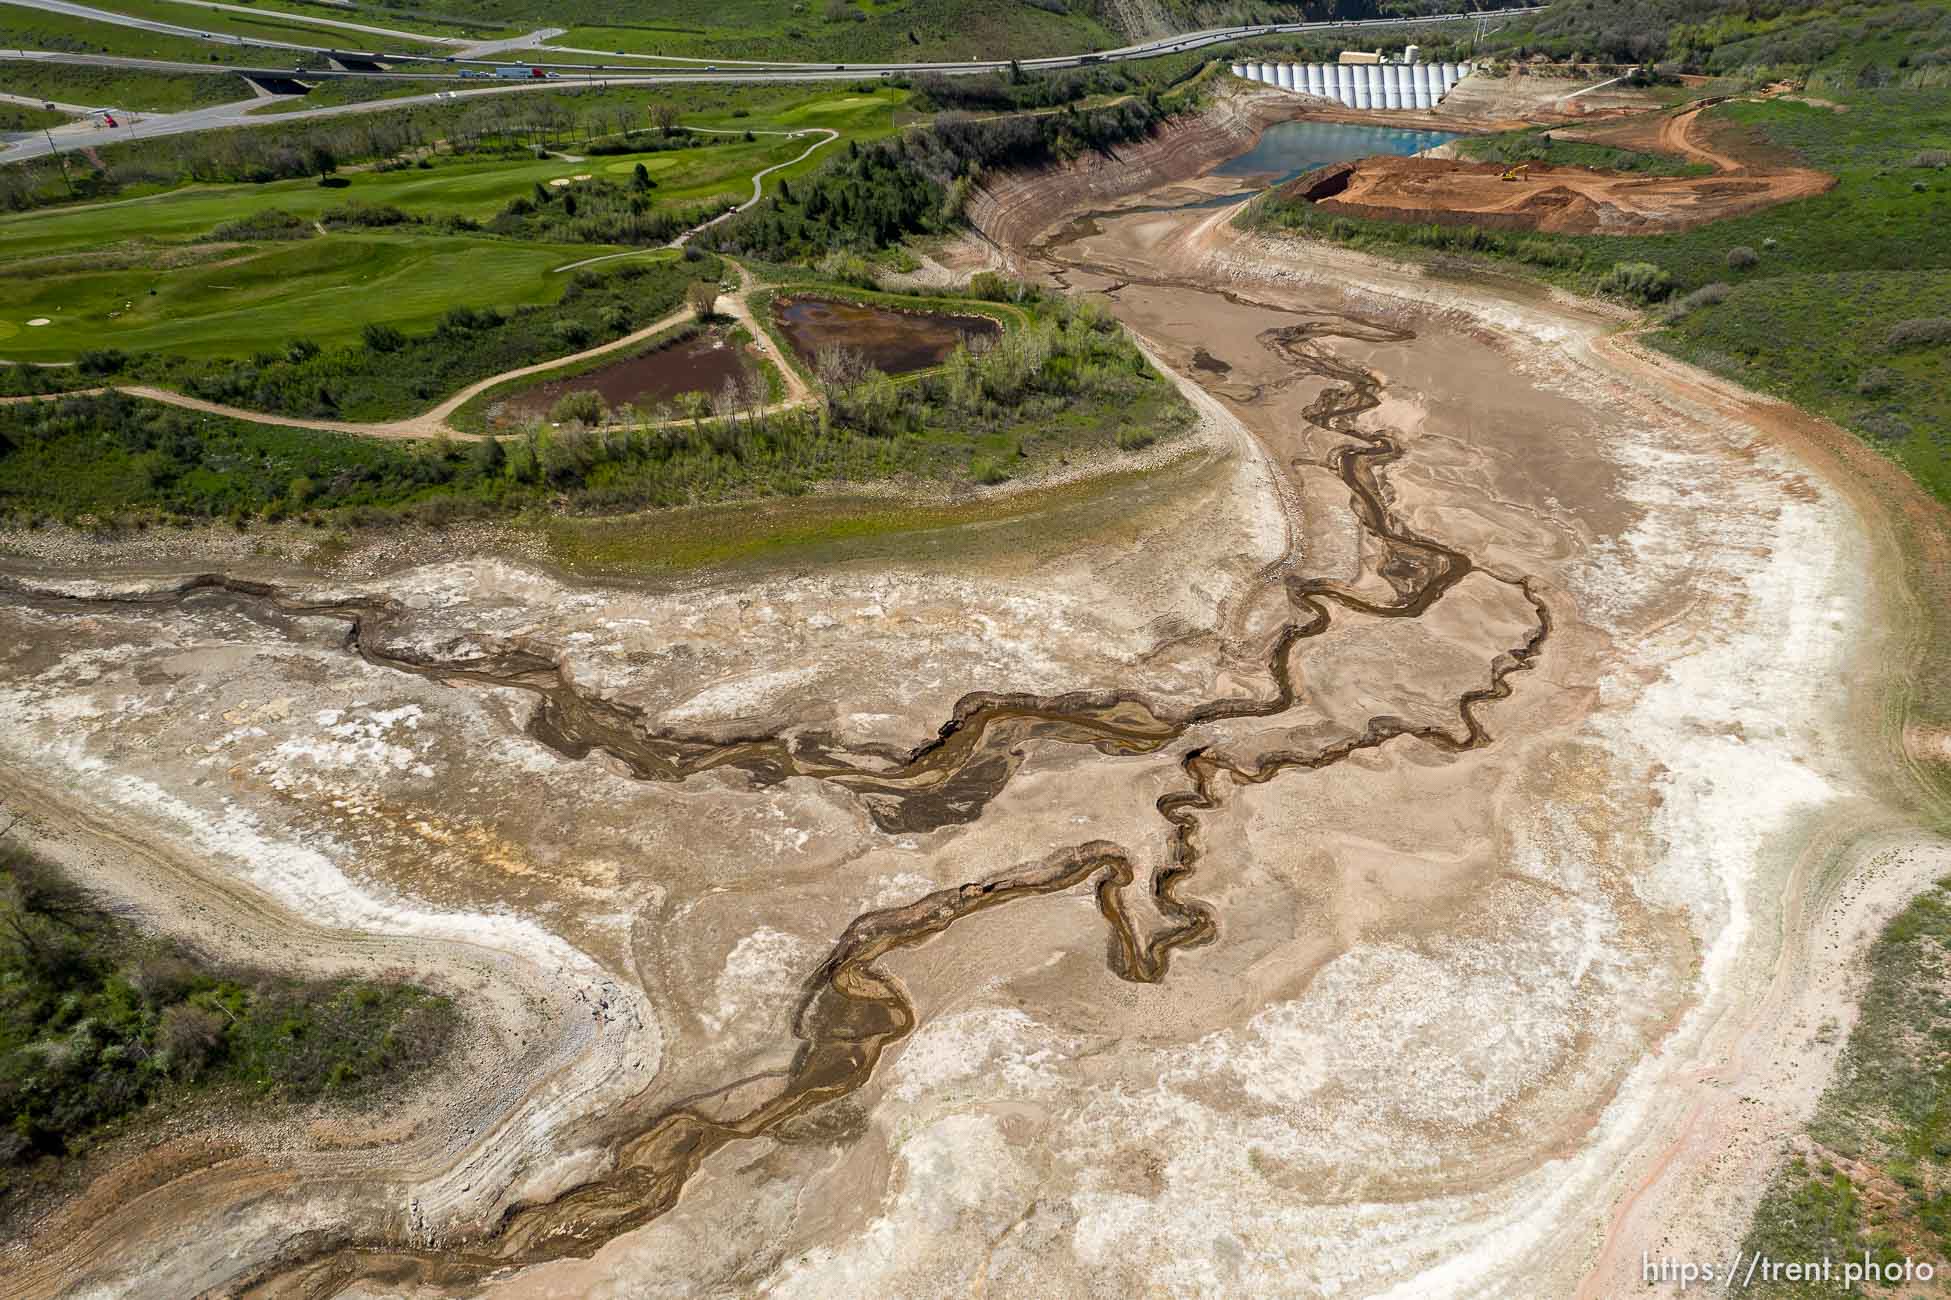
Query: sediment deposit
[
  {"left": 1285, "top": 102, "right": 1832, "bottom": 235},
  {"left": 0, "top": 84, "right": 1943, "bottom": 1300}
]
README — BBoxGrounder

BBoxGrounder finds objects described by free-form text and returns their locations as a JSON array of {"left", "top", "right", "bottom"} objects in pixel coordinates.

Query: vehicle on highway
[{"left": 493, "top": 65, "right": 547, "bottom": 79}]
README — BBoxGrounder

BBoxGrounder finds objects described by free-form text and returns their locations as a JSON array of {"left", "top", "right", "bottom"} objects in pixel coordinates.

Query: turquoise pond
[{"left": 1215, "top": 120, "right": 1463, "bottom": 185}]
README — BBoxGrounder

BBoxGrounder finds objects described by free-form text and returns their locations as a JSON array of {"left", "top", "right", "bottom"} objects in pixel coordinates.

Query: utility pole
[{"left": 42, "top": 126, "right": 74, "bottom": 196}]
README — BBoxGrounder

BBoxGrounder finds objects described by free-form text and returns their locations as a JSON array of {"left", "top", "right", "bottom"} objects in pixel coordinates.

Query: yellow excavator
[{"left": 1500, "top": 163, "right": 1531, "bottom": 182}]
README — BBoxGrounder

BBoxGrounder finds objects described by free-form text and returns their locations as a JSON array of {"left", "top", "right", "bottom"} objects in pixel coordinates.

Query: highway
[
  {"left": 3, "top": 0, "right": 1545, "bottom": 73},
  {"left": 0, "top": 3, "right": 1546, "bottom": 164},
  {"left": 0, "top": 0, "right": 408, "bottom": 55}
]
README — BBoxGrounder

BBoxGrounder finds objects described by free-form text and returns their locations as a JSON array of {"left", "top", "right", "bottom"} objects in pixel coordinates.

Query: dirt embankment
[
  {"left": 965, "top": 81, "right": 1302, "bottom": 254},
  {"left": 1285, "top": 101, "right": 1834, "bottom": 236}
]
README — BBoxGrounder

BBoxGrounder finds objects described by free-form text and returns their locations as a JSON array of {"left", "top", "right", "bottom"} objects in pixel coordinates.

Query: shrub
[
  {"left": 1725, "top": 245, "right": 1760, "bottom": 269},
  {"left": 967, "top": 272, "right": 1038, "bottom": 302},
  {"left": 1598, "top": 260, "right": 1674, "bottom": 304},
  {"left": 1886, "top": 318, "right": 1951, "bottom": 348},
  {"left": 1859, "top": 410, "right": 1913, "bottom": 441},
  {"left": 321, "top": 202, "right": 415, "bottom": 229},
  {"left": 1856, "top": 367, "right": 1898, "bottom": 395},
  {"left": 361, "top": 322, "right": 406, "bottom": 352},
  {"left": 158, "top": 1004, "right": 225, "bottom": 1080},
  {"left": 688, "top": 281, "right": 720, "bottom": 320},
  {"left": 549, "top": 390, "right": 606, "bottom": 426},
  {"left": 211, "top": 208, "right": 313, "bottom": 241},
  {"left": 76, "top": 348, "right": 131, "bottom": 376},
  {"left": 816, "top": 250, "right": 877, "bottom": 288},
  {"left": 1660, "top": 282, "right": 1731, "bottom": 322}
]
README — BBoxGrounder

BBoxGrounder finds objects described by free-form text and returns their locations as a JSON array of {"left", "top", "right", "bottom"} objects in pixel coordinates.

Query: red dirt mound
[{"left": 1278, "top": 103, "right": 1832, "bottom": 236}]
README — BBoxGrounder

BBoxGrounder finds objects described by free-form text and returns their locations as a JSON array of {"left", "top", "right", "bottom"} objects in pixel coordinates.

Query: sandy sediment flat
[{"left": 0, "top": 88, "right": 1945, "bottom": 1300}]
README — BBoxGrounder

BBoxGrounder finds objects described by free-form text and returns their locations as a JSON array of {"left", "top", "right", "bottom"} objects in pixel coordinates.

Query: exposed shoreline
[{"left": 0, "top": 84, "right": 1944, "bottom": 1299}]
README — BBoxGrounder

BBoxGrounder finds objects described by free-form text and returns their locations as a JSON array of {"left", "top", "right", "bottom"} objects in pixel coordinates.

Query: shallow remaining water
[
  {"left": 1133, "top": 119, "right": 1466, "bottom": 213},
  {"left": 1218, "top": 119, "right": 1461, "bottom": 183},
  {"left": 496, "top": 332, "right": 755, "bottom": 424},
  {"left": 773, "top": 297, "right": 1001, "bottom": 375}
]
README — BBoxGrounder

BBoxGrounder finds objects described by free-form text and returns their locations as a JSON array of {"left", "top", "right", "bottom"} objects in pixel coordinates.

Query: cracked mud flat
[{"left": 3, "top": 144, "right": 1947, "bottom": 1300}]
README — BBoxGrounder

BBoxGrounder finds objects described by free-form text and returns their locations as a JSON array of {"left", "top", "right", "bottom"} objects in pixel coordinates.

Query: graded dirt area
[
  {"left": 1289, "top": 101, "right": 1832, "bottom": 234},
  {"left": 0, "top": 91, "right": 1945, "bottom": 1300}
]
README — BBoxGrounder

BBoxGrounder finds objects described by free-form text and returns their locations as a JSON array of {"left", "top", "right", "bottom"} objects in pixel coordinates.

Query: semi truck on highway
[{"left": 492, "top": 65, "right": 553, "bottom": 80}]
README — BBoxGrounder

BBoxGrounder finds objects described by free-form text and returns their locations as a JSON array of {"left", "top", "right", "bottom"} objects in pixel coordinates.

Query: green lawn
[
  {"left": 0, "top": 83, "right": 914, "bottom": 363},
  {"left": 0, "top": 104, "right": 73, "bottom": 133},
  {"left": 220, "top": 0, "right": 516, "bottom": 40},
  {"left": 58, "top": 0, "right": 447, "bottom": 54},
  {"left": 552, "top": 0, "right": 1118, "bottom": 64},
  {"left": 1, "top": 151, "right": 616, "bottom": 254},
  {"left": 0, "top": 232, "right": 603, "bottom": 358},
  {"left": 0, "top": 156, "right": 629, "bottom": 360},
  {"left": 0, "top": 63, "right": 250, "bottom": 113},
  {"left": 0, "top": 5, "right": 293, "bottom": 65}
]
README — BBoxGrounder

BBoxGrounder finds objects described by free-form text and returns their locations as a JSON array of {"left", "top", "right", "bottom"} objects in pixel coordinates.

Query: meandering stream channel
[{"left": 5, "top": 241, "right": 1552, "bottom": 1292}]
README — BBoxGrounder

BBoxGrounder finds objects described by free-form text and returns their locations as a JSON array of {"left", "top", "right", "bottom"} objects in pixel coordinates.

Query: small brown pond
[
  {"left": 773, "top": 297, "right": 1001, "bottom": 375},
  {"left": 492, "top": 330, "right": 757, "bottom": 425}
]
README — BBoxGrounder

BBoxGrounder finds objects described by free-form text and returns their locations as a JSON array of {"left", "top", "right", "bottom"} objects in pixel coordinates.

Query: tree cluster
[{"left": 705, "top": 98, "right": 1164, "bottom": 261}]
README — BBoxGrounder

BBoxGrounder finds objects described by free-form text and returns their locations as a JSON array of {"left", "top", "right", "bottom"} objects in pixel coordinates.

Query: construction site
[{"left": 1235, "top": 56, "right": 1834, "bottom": 235}]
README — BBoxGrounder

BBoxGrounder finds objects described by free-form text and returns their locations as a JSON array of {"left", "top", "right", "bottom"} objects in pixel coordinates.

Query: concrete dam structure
[{"left": 1230, "top": 60, "right": 1473, "bottom": 110}]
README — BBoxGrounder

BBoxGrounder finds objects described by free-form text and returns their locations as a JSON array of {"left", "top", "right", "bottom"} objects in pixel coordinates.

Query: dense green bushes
[
  {"left": 704, "top": 98, "right": 1167, "bottom": 261},
  {"left": 209, "top": 209, "right": 314, "bottom": 242},
  {"left": 1888, "top": 317, "right": 1951, "bottom": 348},
  {"left": 0, "top": 283, "right": 1191, "bottom": 523},
  {"left": 487, "top": 176, "right": 725, "bottom": 247},
  {"left": 0, "top": 842, "right": 455, "bottom": 1203},
  {"left": 816, "top": 291, "right": 1168, "bottom": 452},
  {"left": 1598, "top": 260, "right": 1676, "bottom": 303}
]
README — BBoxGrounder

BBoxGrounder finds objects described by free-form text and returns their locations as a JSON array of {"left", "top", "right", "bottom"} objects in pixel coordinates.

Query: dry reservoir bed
[{"left": 0, "top": 160, "right": 1944, "bottom": 1299}]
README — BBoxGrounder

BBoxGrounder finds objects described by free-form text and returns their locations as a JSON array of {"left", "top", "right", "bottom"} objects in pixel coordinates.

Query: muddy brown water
[
  {"left": 772, "top": 297, "right": 1001, "bottom": 375},
  {"left": 492, "top": 332, "right": 756, "bottom": 425}
]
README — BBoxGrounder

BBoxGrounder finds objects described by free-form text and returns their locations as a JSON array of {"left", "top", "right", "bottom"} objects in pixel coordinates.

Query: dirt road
[{"left": 1293, "top": 96, "right": 1832, "bottom": 234}]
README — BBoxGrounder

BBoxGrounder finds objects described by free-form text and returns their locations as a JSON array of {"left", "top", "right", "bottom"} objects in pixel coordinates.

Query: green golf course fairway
[
  {"left": 0, "top": 86, "right": 909, "bottom": 363},
  {"left": 1, "top": 146, "right": 781, "bottom": 361},
  {"left": 0, "top": 234, "right": 608, "bottom": 359}
]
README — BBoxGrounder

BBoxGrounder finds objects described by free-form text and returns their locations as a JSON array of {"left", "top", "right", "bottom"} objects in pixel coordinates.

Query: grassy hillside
[
  {"left": 1, "top": 842, "right": 455, "bottom": 1209},
  {"left": 1468, "top": 0, "right": 1951, "bottom": 73},
  {"left": 553, "top": 0, "right": 1119, "bottom": 64},
  {"left": 0, "top": 104, "right": 73, "bottom": 134},
  {"left": 1737, "top": 877, "right": 1951, "bottom": 1296},
  {"left": 0, "top": 64, "right": 252, "bottom": 114},
  {"left": 0, "top": 5, "right": 312, "bottom": 66}
]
